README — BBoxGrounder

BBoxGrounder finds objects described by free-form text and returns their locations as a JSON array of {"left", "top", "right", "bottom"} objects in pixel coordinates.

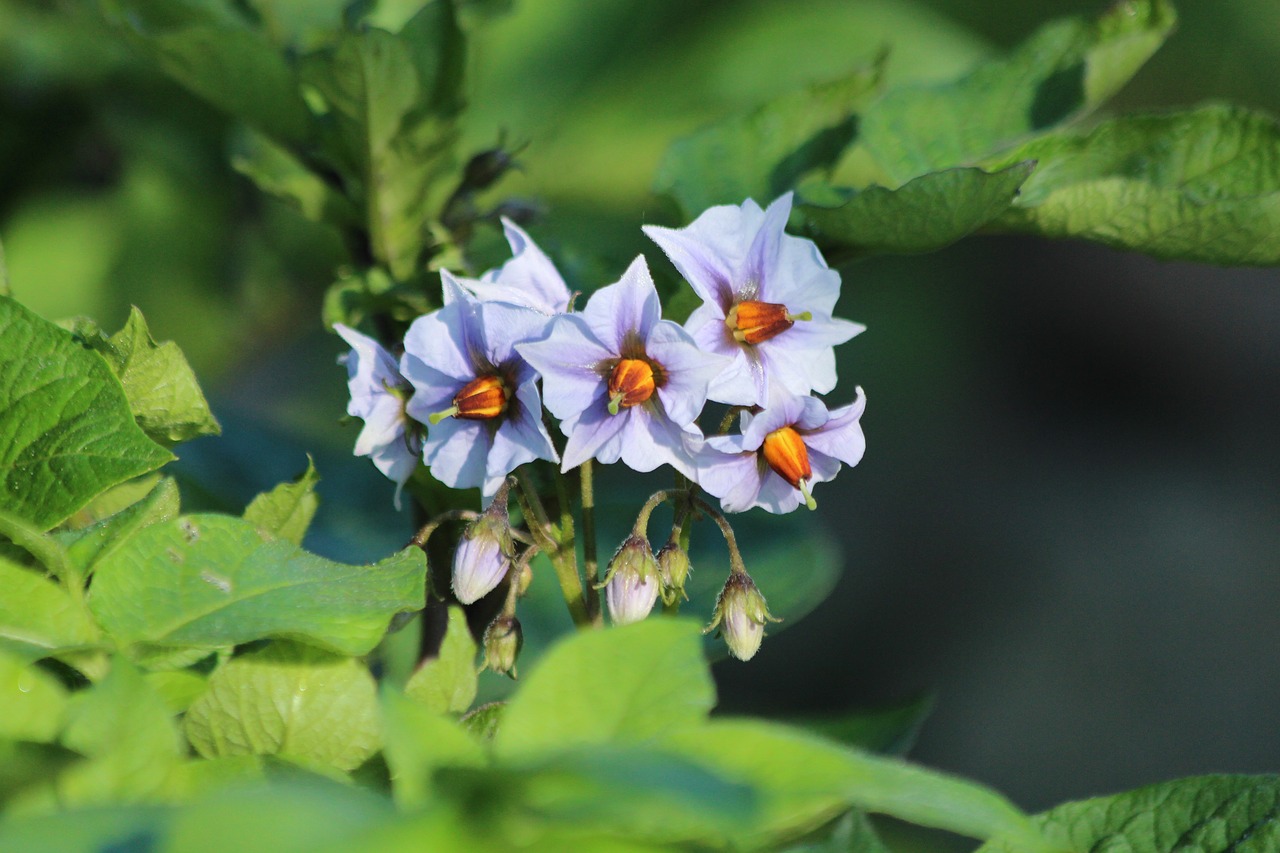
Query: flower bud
[
  {"left": 451, "top": 493, "right": 514, "bottom": 605},
  {"left": 604, "top": 535, "right": 660, "bottom": 626},
  {"left": 706, "top": 572, "right": 778, "bottom": 662},
  {"left": 482, "top": 614, "right": 522, "bottom": 679},
  {"left": 656, "top": 541, "right": 691, "bottom": 605},
  {"left": 514, "top": 559, "right": 534, "bottom": 598}
]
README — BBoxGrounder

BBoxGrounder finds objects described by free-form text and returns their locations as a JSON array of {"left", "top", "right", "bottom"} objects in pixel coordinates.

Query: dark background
[{"left": 2, "top": 0, "right": 1277, "bottom": 829}]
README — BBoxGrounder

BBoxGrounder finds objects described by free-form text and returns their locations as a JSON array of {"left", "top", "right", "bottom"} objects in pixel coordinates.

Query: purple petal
[
  {"left": 402, "top": 305, "right": 477, "bottom": 385},
  {"left": 802, "top": 388, "right": 867, "bottom": 467},
  {"left": 704, "top": 346, "right": 767, "bottom": 407},
  {"left": 477, "top": 300, "right": 552, "bottom": 367},
  {"left": 645, "top": 320, "right": 728, "bottom": 427},
  {"left": 753, "top": 469, "right": 806, "bottom": 514},
  {"left": 559, "top": 396, "right": 631, "bottom": 471},
  {"left": 757, "top": 338, "right": 837, "bottom": 399},
  {"left": 775, "top": 314, "right": 864, "bottom": 350},
  {"left": 767, "top": 235, "right": 843, "bottom": 316},
  {"left": 465, "top": 219, "right": 572, "bottom": 315},
  {"left": 740, "top": 192, "right": 792, "bottom": 302},
  {"left": 695, "top": 444, "right": 761, "bottom": 512},
  {"left": 353, "top": 394, "right": 406, "bottom": 457},
  {"left": 423, "top": 416, "right": 491, "bottom": 492},
  {"left": 740, "top": 393, "right": 826, "bottom": 451},
  {"left": 581, "top": 256, "right": 662, "bottom": 352},
  {"left": 334, "top": 324, "right": 405, "bottom": 418},
  {"left": 440, "top": 269, "right": 473, "bottom": 306},
  {"left": 485, "top": 379, "right": 559, "bottom": 494},
  {"left": 517, "top": 315, "right": 613, "bottom": 423},
  {"left": 618, "top": 405, "right": 701, "bottom": 480}
]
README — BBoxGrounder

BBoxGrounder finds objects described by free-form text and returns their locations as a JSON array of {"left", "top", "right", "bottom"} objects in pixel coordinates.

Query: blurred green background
[{"left": 2, "top": 0, "right": 1278, "bottom": 832}]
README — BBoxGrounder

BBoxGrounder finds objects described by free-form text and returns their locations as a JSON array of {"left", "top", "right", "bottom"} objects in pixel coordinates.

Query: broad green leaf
[
  {"left": 79, "top": 307, "right": 220, "bottom": 446},
  {"left": 0, "top": 236, "right": 8, "bottom": 296},
  {"left": 860, "top": 0, "right": 1177, "bottom": 184},
  {"left": 494, "top": 619, "right": 714, "bottom": 761},
  {"left": 303, "top": 20, "right": 461, "bottom": 278},
  {"left": 0, "top": 741, "right": 79, "bottom": 809},
  {"left": 798, "top": 162, "right": 1035, "bottom": 257},
  {"left": 984, "top": 105, "right": 1280, "bottom": 265},
  {"left": 56, "top": 475, "right": 180, "bottom": 581},
  {"left": 783, "top": 810, "right": 891, "bottom": 853},
  {"left": 977, "top": 774, "right": 1280, "bottom": 853},
  {"left": 448, "top": 746, "right": 756, "bottom": 845},
  {"left": 242, "top": 0, "right": 350, "bottom": 50},
  {"left": 0, "top": 651, "right": 67, "bottom": 742},
  {"left": 655, "top": 63, "right": 883, "bottom": 216},
  {"left": 381, "top": 689, "right": 486, "bottom": 808},
  {"left": 0, "top": 296, "right": 172, "bottom": 530},
  {"left": 405, "top": 605, "right": 477, "bottom": 714},
  {"left": 792, "top": 695, "right": 935, "bottom": 757},
  {"left": 61, "top": 472, "right": 167, "bottom": 529},
  {"left": 243, "top": 457, "right": 320, "bottom": 545},
  {"left": 89, "top": 513, "right": 426, "bottom": 657},
  {"left": 460, "top": 701, "right": 504, "bottom": 741},
  {"left": 57, "top": 659, "right": 184, "bottom": 806},
  {"left": 145, "top": 668, "right": 209, "bottom": 714},
  {"left": 0, "top": 556, "right": 98, "bottom": 664},
  {"left": 106, "top": 2, "right": 313, "bottom": 147},
  {"left": 0, "top": 506, "right": 74, "bottom": 579},
  {"left": 0, "top": 803, "right": 171, "bottom": 853},
  {"left": 184, "top": 642, "right": 381, "bottom": 772},
  {"left": 231, "top": 129, "right": 359, "bottom": 226},
  {"left": 661, "top": 720, "right": 1054, "bottom": 852}
]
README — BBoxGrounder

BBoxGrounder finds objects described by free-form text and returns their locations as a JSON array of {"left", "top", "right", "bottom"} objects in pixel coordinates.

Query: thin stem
[
  {"left": 717, "top": 405, "right": 751, "bottom": 435},
  {"left": 579, "top": 460, "right": 602, "bottom": 626},
  {"left": 633, "top": 489, "right": 681, "bottom": 537},
  {"left": 408, "top": 509, "right": 479, "bottom": 550},
  {"left": 691, "top": 496, "right": 748, "bottom": 576},
  {"left": 515, "top": 468, "right": 590, "bottom": 628}
]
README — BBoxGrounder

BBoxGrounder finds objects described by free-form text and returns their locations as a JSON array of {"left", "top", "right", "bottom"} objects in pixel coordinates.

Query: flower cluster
[{"left": 336, "top": 195, "right": 866, "bottom": 662}]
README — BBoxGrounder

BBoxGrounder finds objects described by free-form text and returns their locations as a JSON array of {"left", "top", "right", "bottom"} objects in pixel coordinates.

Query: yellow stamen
[
  {"left": 607, "top": 358, "right": 656, "bottom": 415},
  {"left": 761, "top": 425, "right": 812, "bottom": 490},
  {"left": 725, "top": 301, "right": 811, "bottom": 344},
  {"left": 453, "top": 375, "right": 509, "bottom": 421}
]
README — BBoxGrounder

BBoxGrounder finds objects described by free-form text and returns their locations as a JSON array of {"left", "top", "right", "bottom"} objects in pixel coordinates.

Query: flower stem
[
  {"left": 516, "top": 468, "right": 590, "bottom": 628},
  {"left": 408, "top": 509, "right": 479, "bottom": 550},
  {"left": 579, "top": 460, "right": 603, "bottom": 626},
  {"left": 691, "top": 496, "right": 748, "bottom": 576},
  {"left": 633, "top": 489, "right": 680, "bottom": 537}
]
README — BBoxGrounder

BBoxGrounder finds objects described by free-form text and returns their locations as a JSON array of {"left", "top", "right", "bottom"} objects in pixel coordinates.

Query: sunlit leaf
[
  {"left": 0, "top": 556, "right": 98, "bottom": 665},
  {"left": 404, "top": 605, "right": 477, "bottom": 714},
  {"left": 89, "top": 514, "right": 425, "bottom": 657},
  {"left": 184, "top": 641, "right": 381, "bottom": 772},
  {"left": 381, "top": 689, "right": 486, "bottom": 808},
  {"left": 0, "top": 651, "right": 68, "bottom": 742},
  {"left": 0, "top": 297, "right": 172, "bottom": 531},
  {"left": 243, "top": 457, "right": 320, "bottom": 546}
]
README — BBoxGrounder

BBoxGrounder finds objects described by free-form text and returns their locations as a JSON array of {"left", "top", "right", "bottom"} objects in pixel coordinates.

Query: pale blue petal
[
  {"left": 560, "top": 396, "right": 630, "bottom": 471},
  {"left": 581, "top": 255, "right": 662, "bottom": 352},
  {"left": 619, "top": 406, "right": 701, "bottom": 480},
  {"left": 517, "top": 315, "right": 612, "bottom": 422},
  {"left": 646, "top": 320, "right": 728, "bottom": 427},
  {"left": 486, "top": 379, "right": 559, "bottom": 489},
  {"left": 776, "top": 314, "right": 864, "bottom": 350},
  {"left": 478, "top": 300, "right": 552, "bottom": 367},
  {"left": 802, "top": 388, "right": 867, "bottom": 467},
  {"left": 739, "top": 192, "right": 791, "bottom": 302},
  {"left": 467, "top": 218, "right": 572, "bottom": 315},
  {"left": 402, "top": 306, "right": 476, "bottom": 385},
  {"left": 644, "top": 199, "right": 767, "bottom": 311},
  {"left": 694, "top": 444, "right": 760, "bottom": 512},
  {"left": 440, "top": 269, "right": 473, "bottom": 305},
  {"left": 753, "top": 469, "right": 806, "bottom": 514},
  {"left": 424, "top": 416, "right": 490, "bottom": 492}
]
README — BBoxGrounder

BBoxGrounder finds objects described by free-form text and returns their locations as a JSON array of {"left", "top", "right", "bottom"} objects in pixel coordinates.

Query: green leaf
[
  {"left": 783, "top": 810, "right": 892, "bottom": 853},
  {"left": 984, "top": 104, "right": 1280, "bottom": 265},
  {"left": 792, "top": 695, "right": 936, "bottom": 756},
  {"left": 660, "top": 720, "right": 1053, "bottom": 851},
  {"left": 655, "top": 62, "right": 883, "bottom": 216},
  {"left": 89, "top": 513, "right": 426, "bottom": 657},
  {"left": 0, "top": 235, "right": 9, "bottom": 296},
  {"left": 977, "top": 774, "right": 1280, "bottom": 853},
  {"left": 0, "top": 556, "right": 98, "bottom": 665},
  {"left": 460, "top": 701, "right": 504, "bottom": 741},
  {"left": 797, "top": 162, "right": 1035, "bottom": 257},
  {"left": 303, "top": 22, "right": 461, "bottom": 278},
  {"left": 57, "top": 659, "right": 184, "bottom": 806},
  {"left": 405, "top": 605, "right": 477, "bottom": 714},
  {"left": 0, "top": 296, "right": 173, "bottom": 530},
  {"left": 231, "top": 129, "right": 360, "bottom": 227},
  {"left": 78, "top": 307, "right": 220, "bottom": 447},
  {"left": 494, "top": 619, "right": 714, "bottom": 761},
  {"left": 184, "top": 642, "right": 381, "bottom": 772},
  {"left": 106, "top": 2, "right": 313, "bottom": 147},
  {"left": 381, "top": 689, "right": 486, "bottom": 808},
  {"left": 56, "top": 475, "right": 180, "bottom": 581},
  {"left": 243, "top": 457, "right": 320, "bottom": 545},
  {"left": 145, "top": 668, "right": 209, "bottom": 714},
  {"left": 0, "top": 651, "right": 67, "bottom": 742},
  {"left": 0, "top": 803, "right": 171, "bottom": 853},
  {"left": 860, "top": 0, "right": 1177, "bottom": 184}
]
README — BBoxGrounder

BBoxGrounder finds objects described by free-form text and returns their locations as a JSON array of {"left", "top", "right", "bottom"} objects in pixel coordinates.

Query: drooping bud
[
  {"left": 514, "top": 559, "right": 534, "bottom": 598},
  {"left": 705, "top": 572, "right": 778, "bottom": 662},
  {"left": 607, "top": 358, "right": 657, "bottom": 415},
  {"left": 725, "top": 301, "right": 811, "bottom": 345},
  {"left": 656, "top": 541, "right": 691, "bottom": 605},
  {"left": 603, "top": 535, "right": 660, "bottom": 625},
  {"left": 481, "top": 614, "right": 522, "bottom": 679},
  {"left": 451, "top": 489, "right": 514, "bottom": 605},
  {"left": 761, "top": 425, "right": 816, "bottom": 510}
]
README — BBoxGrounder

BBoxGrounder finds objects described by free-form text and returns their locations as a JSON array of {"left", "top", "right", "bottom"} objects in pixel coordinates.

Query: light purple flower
[
  {"left": 644, "top": 193, "right": 864, "bottom": 407},
  {"left": 451, "top": 486, "right": 515, "bottom": 604},
  {"left": 697, "top": 389, "right": 866, "bottom": 514},
  {"left": 401, "top": 292, "right": 558, "bottom": 500},
  {"left": 516, "top": 256, "right": 728, "bottom": 479},
  {"left": 444, "top": 218, "right": 571, "bottom": 316},
  {"left": 334, "top": 324, "right": 421, "bottom": 509},
  {"left": 604, "top": 535, "right": 661, "bottom": 626}
]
